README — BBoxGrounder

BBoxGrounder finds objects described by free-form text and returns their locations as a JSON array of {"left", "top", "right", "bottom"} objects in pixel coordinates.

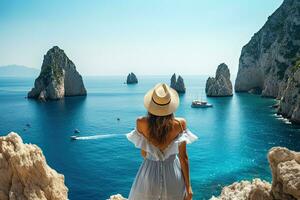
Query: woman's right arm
[{"left": 179, "top": 142, "right": 193, "bottom": 200}]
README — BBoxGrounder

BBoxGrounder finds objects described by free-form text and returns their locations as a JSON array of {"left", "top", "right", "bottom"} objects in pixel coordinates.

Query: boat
[
  {"left": 70, "top": 136, "right": 78, "bottom": 140},
  {"left": 191, "top": 100, "right": 213, "bottom": 108}
]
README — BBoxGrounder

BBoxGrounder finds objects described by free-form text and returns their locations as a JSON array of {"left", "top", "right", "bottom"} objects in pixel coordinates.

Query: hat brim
[{"left": 144, "top": 86, "right": 179, "bottom": 116}]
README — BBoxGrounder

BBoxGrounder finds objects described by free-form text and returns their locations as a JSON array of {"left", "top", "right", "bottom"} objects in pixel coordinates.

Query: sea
[{"left": 0, "top": 75, "right": 299, "bottom": 200}]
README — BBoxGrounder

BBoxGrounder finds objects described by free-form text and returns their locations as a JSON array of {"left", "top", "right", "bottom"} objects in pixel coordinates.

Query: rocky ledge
[
  {"left": 126, "top": 72, "right": 138, "bottom": 84},
  {"left": 28, "top": 46, "right": 87, "bottom": 100},
  {"left": 0, "top": 132, "right": 68, "bottom": 200},
  {"left": 211, "top": 147, "right": 300, "bottom": 200},
  {"left": 205, "top": 63, "right": 233, "bottom": 97},
  {"left": 234, "top": 0, "right": 300, "bottom": 123},
  {"left": 170, "top": 73, "right": 186, "bottom": 93}
]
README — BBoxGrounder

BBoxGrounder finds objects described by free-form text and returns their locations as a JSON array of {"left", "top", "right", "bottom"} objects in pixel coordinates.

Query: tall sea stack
[
  {"left": 234, "top": 0, "right": 300, "bottom": 123},
  {"left": 170, "top": 73, "right": 186, "bottom": 93},
  {"left": 28, "top": 46, "right": 86, "bottom": 100},
  {"left": 205, "top": 63, "right": 233, "bottom": 97}
]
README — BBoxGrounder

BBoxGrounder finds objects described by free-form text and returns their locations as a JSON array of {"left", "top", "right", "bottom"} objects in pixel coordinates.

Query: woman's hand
[{"left": 184, "top": 186, "right": 193, "bottom": 200}]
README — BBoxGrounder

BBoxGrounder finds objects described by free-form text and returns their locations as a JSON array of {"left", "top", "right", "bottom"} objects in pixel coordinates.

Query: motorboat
[{"left": 70, "top": 136, "right": 78, "bottom": 140}]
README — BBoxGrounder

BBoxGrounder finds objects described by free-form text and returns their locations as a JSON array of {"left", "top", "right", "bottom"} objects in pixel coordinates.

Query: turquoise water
[{"left": 0, "top": 76, "right": 300, "bottom": 200}]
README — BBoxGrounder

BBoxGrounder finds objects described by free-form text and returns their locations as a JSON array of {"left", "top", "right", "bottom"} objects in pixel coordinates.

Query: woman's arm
[
  {"left": 178, "top": 119, "right": 193, "bottom": 200},
  {"left": 136, "top": 117, "right": 147, "bottom": 159},
  {"left": 179, "top": 142, "right": 193, "bottom": 200}
]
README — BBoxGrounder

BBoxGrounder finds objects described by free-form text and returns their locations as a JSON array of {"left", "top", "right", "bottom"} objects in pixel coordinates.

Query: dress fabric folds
[{"left": 126, "top": 129, "right": 198, "bottom": 200}]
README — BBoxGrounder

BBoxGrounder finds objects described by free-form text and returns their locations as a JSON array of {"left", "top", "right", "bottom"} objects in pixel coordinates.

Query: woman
[{"left": 126, "top": 83, "right": 198, "bottom": 200}]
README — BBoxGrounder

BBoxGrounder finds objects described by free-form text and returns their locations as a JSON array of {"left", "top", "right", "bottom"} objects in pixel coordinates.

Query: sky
[{"left": 0, "top": 0, "right": 283, "bottom": 77}]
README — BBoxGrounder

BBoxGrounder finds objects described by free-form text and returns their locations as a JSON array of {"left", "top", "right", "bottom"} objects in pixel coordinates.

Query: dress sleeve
[
  {"left": 126, "top": 129, "right": 160, "bottom": 157},
  {"left": 176, "top": 129, "right": 198, "bottom": 144}
]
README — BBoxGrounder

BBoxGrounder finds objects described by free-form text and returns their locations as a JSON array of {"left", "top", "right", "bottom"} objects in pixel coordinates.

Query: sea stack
[
  {"left": 28, "top": 46, "right": 87, "bottom": 100},
  {"left": 126, "top": 72, "right": 138, "bottom": 84},
  {"left": 170, "top": 73, "right": 186, "bottom": 93},
  {"left": 205, "top": 63, "right": 233, "bottom": 97},
  {"left": 0, "top": 132, "right": 68, "bottom": 199},
  {"left": 234, "top": 0, "right": 300, "bottom": 123}
]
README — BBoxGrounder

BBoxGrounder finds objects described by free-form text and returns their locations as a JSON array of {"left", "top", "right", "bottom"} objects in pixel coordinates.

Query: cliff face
[
  {"left": 205, "top": 63, "right": 233, "bottom": 97},
  {"left": 126, "top": 72, "right": 138, "bottom": 84},
  {"left": 278, "top": 63, "right": 300, "bottom": 123},
  {"left": 170, "top": 73, "right": 186, "bottom": 93},
  {"left": 235, "top": 0, "right": 300, "bottom": 98},
  {"left": 211, "top": 147, "right": 300, "bottom": 200},
  {"left": 0, "top": 132, "right": 68, "bottom": 200},
  {"left": 28, "top": 46, "right": 87, "bottom": 100}
]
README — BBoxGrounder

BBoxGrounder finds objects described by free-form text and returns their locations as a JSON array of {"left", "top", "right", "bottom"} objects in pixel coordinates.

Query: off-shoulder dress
[{"left": 126, "top": 126, "right": 198, "bottom": 200}]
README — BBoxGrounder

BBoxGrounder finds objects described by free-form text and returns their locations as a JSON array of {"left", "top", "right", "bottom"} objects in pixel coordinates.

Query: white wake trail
[{"left": 72, "top": 134, "right": 125, "bottom": 140}]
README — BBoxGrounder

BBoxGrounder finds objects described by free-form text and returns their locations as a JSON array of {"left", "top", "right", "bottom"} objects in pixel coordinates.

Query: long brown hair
[{"left": 147, "top": 112, "right": 174, "bottom": 144}]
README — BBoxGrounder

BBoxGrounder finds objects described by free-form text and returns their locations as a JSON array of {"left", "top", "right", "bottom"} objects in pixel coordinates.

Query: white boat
[
  {"left": 70, "top": 136, "right": 78, "bottom": 140},
  {"left": 191, "top": 100, "right": 213, "bottom": 108}
]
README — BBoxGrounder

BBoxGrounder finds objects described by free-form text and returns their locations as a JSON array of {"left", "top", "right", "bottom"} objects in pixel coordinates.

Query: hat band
[{"left": 152, "top": 97, "right": 171, "bottom": 106}]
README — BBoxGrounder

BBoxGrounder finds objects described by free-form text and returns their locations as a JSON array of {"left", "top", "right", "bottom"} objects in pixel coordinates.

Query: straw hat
[{"left": 144, "top": 83, "right": 179, "bottom": 116}]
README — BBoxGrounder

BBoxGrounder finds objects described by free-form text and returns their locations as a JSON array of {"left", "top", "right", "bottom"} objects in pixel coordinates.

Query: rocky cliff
[
  {"left": 278, "top": 62, "right": 300, "bottom": 123},
  {"left": 0, "top": 132, "right": 68, "bottom": 200},
  {"left": 126, "top": 72, "right": 138, "bottom": 84},
  {"left": 234, "top": 0, "right": 300, "bottom": 123},
  {"left": 28, "top": 46, "right": 87, "bottom": 100},
  {"left": 206, "top": 63, "right": 233, "bottom": 97},
  {"left": 211, "top": 147, "right": 300, "bottom": 200},
  {"left": 170, "top": 73, "right": 186, "bottom": 93}
]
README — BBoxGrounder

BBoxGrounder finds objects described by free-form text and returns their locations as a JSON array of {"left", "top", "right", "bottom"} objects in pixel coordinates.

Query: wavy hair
[{"left": 147, "top": 112, "right": 174, "bottom": 144}]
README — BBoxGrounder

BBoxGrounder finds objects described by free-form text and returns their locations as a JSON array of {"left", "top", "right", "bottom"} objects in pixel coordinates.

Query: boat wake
[{"left": 71, "top": 134, "right": 125, "bottom": 140}]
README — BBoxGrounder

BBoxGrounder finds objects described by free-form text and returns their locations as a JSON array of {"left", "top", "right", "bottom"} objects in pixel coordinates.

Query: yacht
[{"left": 191, "top": 100, "right": 213, "bottom": 108}]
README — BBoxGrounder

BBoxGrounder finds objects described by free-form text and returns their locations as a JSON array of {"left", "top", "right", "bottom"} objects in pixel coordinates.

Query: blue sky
[{"left": 0, "top": 0, "right": 283, "bottom": 76}]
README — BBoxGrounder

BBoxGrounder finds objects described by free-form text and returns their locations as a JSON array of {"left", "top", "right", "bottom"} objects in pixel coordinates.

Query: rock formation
[
  {"left": 0, "top": 132, "right": 68, "bottom": 200},
  {"left": 108, "top": 194, "right": 127, "bottom": 200},
  {"left": 234, "top": 0, "right": 300, "bottom": 123},
  {"left": 278, "top": 62, "right": 300, "bottom": 123},
  {"left": 126, "top": 72, "right": 138, "bottom": 84},
  {"left": 211, "top": 147, "right": 300, "bottom": 200},
  {"left": 28, "top": 46, "right": 87, "bottom": 100},
  {"left": 210, "top": 179, "right": 273, "bottom": 200},
  {"left": 205, "top": 63, "right": 233, "bottom": 97},
  {"left": 170, "top": 73, "right": 186, "bottom": 93}
]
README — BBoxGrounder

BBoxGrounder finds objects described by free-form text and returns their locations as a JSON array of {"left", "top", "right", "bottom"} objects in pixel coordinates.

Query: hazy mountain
[{"left": 0, "top": 65, "right": 39, "bottom": 77}]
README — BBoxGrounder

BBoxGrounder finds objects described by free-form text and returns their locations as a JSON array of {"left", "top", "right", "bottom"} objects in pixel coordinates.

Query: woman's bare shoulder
[
  {"left": 174, "top": 117, "right": 187, "bottom": 130},
  {"left": 136, "top": 116, "right": 148, "bottom": 134}
]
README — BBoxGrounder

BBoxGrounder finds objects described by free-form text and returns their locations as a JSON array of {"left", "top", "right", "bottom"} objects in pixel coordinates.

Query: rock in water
[
  {"left": 235, "top": 0, "right": 300, "bottom": 98},
  {"left": 170, "top": 73, "right": 186, "bottom": 93},
  {"left": 170, "top": 73, "right": 177, "bottom": 89},
  {"left": 126, "top": 72, "right": 138, "bottom": 84},
  {"left": 0, "top": 132, "right": 68, "bottom": 200},
  {"left": 205, "top": 63, "right": 233, "bottom": 97},
  {"left": 211, "top": 147, "right": 300, "bottom": 200},
  {"left": 28, "top": 46, "right": 87, "bottom": 100}
]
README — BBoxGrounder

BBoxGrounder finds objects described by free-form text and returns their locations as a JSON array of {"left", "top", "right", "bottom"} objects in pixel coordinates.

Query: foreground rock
[
  {"left": 210, "top": 179, "right": 272, "bottom": 200},
  {"left": 205, "top": 63, "right": 233, "bottom": 97},
  {"left": 0, "top": 132, "right": 68, "bottom": 200},
  {"left": 211, "top": 147, "right": 300, "bottom": 200},
  {"left": 170, "top": 73, "right": 186, "bottom": 93},
  {"left": 126, "top": 72, "right": 138, "bottom": 84},
  {"left": 108, "top": 194, "right": 127, "bottom": 200},
  {"left": 28, "top": 46, "right": 87, "bottom": 100}
]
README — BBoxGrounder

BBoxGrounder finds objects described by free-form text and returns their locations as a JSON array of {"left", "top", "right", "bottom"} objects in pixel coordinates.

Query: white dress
[{"left": 126, "top": 128, "right": 198, "bottom": 200}]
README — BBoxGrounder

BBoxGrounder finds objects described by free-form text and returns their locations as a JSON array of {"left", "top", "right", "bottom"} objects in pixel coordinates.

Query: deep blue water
[{"left": 0, "top": 76, "right": 300, "bottom": 200}]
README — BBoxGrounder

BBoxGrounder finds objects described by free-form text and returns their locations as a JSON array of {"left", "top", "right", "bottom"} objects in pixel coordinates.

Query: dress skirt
[{"left": 128, "top": 155, "right": 186, "bottom": 200}]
